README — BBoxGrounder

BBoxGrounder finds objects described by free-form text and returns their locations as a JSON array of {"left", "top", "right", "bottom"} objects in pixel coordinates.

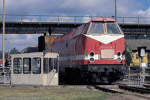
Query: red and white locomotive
[{"left": 51, "top": 17, "right": 125, "bottom": 83}]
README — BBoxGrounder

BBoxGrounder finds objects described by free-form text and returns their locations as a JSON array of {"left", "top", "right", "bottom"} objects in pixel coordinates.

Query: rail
[
  {"left": 1, "top": 14, "right": 150, "bottom": 25},
  {"left": 93, "top": 85, "right": 121, "bottom": 93},
  {"left": 119, "top": 85, "right": 150, "bottom": 94}
]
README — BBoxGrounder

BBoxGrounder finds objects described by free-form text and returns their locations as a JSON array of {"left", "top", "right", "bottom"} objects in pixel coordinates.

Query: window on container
[
  {"left": 44, "top": 58, "right": 49, "bottom": 74},
  {"left": 106, "top": 23, "right": 122, "bottom": 34},
  {"left": 13, "top": 58, "right": 22, "bottom": 74},
  {"left": 88, "top": 23, "right": 104, "bottom": 34},
  {"left": 32, "top": 58, "right": 41, "bottom": 74},
  {"left": 23, "top": 58, "right": 31, "bottom": 74},
  {"left": 49, "top": 58, "right": 53, "bottom": 72},
  {"left": 54, "top": 58, "right": 58, "bottom": 73}
]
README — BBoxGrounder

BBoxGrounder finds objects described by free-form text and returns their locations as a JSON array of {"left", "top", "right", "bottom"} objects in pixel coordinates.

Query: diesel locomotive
[{"left": 51, "top": 17, "right": 126, "bottom": 83}]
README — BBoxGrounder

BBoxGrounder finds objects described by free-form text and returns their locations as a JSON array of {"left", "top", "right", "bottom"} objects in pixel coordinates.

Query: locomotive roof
[
  {"left": 91, "top": 17, "right": 116, "bottom": 22},
  {"left": 53, "top": 17, "right": 116, "bottom": 44}
]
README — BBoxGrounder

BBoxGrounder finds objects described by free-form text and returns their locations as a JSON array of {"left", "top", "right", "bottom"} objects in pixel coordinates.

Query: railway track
[
  {"left": 93, "top": 84, "right": 150, "bottom": 99},
  {"left": 119, "top": 85, "right": 150, "bottom": 94},
  {"left": 93, "top": 84, "right": 150, "bottom": 94},
  {"left": 92, "top": 85, "right": 122, "bottom": 93},
  {"left": 143, "top": 84, "right": 150, "bottom": 88}
]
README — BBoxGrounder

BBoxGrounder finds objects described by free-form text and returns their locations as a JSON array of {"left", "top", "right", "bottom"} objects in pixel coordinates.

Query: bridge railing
[
  {"left": 117, "top": 17, "right": 150, "bottom": 25},
  {"left": 0, "top": 14, "right": 102, "bottom": 23},
  {"left": 1, "top": 14, "right": 150, "bottom": 25}
]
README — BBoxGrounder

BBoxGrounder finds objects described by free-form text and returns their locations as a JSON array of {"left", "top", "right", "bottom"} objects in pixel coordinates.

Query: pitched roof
[
  {"left": 22, "top": 47, "right": 38, "bottom": 53},
  {"left": 125, "top": 39, "right": 150, "bottom": 50}
]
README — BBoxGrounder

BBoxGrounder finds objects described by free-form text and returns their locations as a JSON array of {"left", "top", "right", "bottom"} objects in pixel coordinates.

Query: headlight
[
  {"left": 117, "top": 58, "right": 121, "bottom": 62},
  {"left": 117, "top": 52, "right": 121, "bottom": 56},
  {"left": 90, "top": 51, "right": 95, "bottom": 57},
  {"left": 89, "top": 58, "right": 95, "bottom": 63}
]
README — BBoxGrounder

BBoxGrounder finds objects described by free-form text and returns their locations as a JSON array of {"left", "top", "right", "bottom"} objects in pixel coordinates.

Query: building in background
[
  {"left": 125, "top": 39, "right": 150, "bottom": 67},
  {"left": 21, "top": 44, "right": 38, "bottom": 53}
]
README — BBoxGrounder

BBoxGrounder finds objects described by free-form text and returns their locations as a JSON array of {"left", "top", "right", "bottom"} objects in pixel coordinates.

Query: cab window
[
  {"left": 13, "top": 58, "right": 22, "bottom": 74},
  {"left": 54, "top": 58, "right": 58, "bottom": 72},
  {"left": 83, "top": 24, "right": 90, "bottom": 34},
  {"left": 107, "top": 23, "right": 122, "bottom": 34},
  {"left": 49, "top": 58, "right": 53, "bottom": 72},
  {"left": 32, "top": 58, "right": 41, "bottom": 74},
  {"left": 88, "top": 23, "right": 104, "bottom": 34},
  {"left": 23, "top": 58, "right": 31, "bottom": 74}
]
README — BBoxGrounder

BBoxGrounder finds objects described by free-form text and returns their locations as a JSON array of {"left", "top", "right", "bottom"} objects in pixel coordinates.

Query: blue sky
[
  {"left": 138, "top": 0, "right": 150, "bottom": 10},
  {"left": 0, "top": 0, "right": 150, "bottom": 16},
  {"left": 0, "top": 0, "right": 150, "bottom": 51}
]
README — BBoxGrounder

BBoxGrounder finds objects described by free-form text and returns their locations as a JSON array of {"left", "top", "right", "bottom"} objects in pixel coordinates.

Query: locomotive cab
[{"left": 87, "top": 20, "right": 123, "bottom": 35}]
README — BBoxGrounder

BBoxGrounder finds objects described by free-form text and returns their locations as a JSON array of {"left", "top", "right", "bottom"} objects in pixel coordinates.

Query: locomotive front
[{"left": 82, "top": 17, "right": 125, "bottom": 83}]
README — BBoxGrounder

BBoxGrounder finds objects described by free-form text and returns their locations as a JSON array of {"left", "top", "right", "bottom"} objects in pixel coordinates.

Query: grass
[{"left": 0, "top": 86, "right": 110, "bottom": 100}]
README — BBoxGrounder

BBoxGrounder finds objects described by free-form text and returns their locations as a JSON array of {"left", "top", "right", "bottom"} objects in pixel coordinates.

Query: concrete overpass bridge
[{"left": 1, "top": 14, "right": 150, "bottom": 38}]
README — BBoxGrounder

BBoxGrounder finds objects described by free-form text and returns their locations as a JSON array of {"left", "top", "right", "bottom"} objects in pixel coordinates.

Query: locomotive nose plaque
[{"left": 101, "top": 49, "right": 114, "bottom": 59}]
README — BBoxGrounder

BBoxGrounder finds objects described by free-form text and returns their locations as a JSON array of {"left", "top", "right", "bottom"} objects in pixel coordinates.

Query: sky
[{"left": 0, "top": 0, "right": 150, "bottom": 51}]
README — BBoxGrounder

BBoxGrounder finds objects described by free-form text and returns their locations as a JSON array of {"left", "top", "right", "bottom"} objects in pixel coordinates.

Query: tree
[
  {"left": 0, "top": 51, "right": 8, "bottom": 59},
  {"left": 0, "top": 51, "right": 2, "bottom": 59},
  {"left": 10, "top": 47, "right": 20, "bottom": 54},
  {"left": 123, "top": 46, "right": 133, "bottom": 66}
]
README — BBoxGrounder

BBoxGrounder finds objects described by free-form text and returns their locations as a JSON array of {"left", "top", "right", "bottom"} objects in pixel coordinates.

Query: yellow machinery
[{"left": 130, "top": 51, "right": 148, "bottom": 67}]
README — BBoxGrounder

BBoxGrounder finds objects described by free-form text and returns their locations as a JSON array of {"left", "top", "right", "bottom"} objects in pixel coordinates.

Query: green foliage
[
  {"left": 0, "top": 51, "right": 2, "bottom": 59},
  {"left": 0, "top": 48, "right": 20, "bottom": 59},
  {"left": 0, "top": 51, "right": 9, "bottom": 59},
  {"left": 10, "top": 47, "right": 20, "bottom": 54},
  {"left": 123, "top": 47, "right": 133, "bottom": 66}
]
